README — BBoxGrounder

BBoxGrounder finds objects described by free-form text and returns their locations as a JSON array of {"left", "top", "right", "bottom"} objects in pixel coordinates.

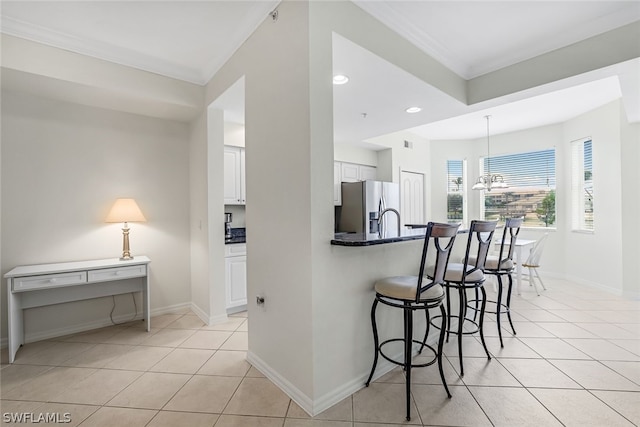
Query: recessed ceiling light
[
  {"left": 333, "top": 74, "right": 349, "bottom": 85},
  {"left": 405, "top": 107, "right": 422, "bottom": 113}
]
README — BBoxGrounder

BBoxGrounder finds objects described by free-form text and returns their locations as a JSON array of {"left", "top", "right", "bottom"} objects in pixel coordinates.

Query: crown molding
[
  {"left": 201, "top": 0, "right": 279, "bottom": 84},
  {"left": 353, "top": 1, "right": 469, "bottom": 78},
  {"left": 1, "top": 15, "right": 206, "bottom": 85},
  {"left": 353, "top": 2, "right": 640, "bottom": 80},
  {"left": 466, "top": 7, "right": 640, "bottom": 78}
]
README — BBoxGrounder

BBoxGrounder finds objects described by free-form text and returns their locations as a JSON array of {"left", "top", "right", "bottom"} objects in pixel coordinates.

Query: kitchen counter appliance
[
  {"left": 224, "top": 212, "right": 233, "bottom": 240},
  {"left": 338, "top": 180, "right": 400, "bottom": 237}
]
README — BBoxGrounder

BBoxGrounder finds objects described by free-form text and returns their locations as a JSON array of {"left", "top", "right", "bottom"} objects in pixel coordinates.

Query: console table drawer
[
  {"left": 88, "top": 265, "right": 147, "bottom": 282},
  {"left": 12, "top": 271, "right": 87, "bottom": 292}
]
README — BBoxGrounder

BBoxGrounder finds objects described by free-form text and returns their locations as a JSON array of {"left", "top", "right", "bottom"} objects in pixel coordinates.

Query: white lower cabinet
[{"left": 225, "top": 244, "right": 247, "bottom": 310}]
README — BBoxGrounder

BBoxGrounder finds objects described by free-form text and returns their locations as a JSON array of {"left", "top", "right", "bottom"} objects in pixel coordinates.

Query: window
[
  {"left": 571, "top": 138, "right": 594, "bottom": 231},
  {"left": 480, "top": 148, "right": 556, "bottom": 228},
  {"left": 447, "top": 160, "right": 466, "bottom": 224}
]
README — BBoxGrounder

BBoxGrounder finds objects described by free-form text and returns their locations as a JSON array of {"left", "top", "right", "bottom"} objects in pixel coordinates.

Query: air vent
[{"left": 404, "top": 140, "right": 413, "bottom": 149}]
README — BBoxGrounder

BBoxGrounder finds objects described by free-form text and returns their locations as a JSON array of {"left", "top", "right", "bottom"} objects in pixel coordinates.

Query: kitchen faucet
[{"left": 378, "top": 208, "right": 401, "bottom": 236}]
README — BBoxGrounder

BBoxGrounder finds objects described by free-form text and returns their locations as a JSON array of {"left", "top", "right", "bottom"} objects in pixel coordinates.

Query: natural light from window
[
  {"left": 480, "top": 148, "right": 556, "bottom": 228},
  {"left": 571, "top": 138, "right": 594, "bottom": 231},
  {"left": 447, "top": 159, "right": 466, "bottom": 224}
]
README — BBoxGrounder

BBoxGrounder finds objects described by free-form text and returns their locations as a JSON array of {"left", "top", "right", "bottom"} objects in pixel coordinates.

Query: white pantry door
[{"left": 401, "top": 171, "right": 425, "bottom": 226}]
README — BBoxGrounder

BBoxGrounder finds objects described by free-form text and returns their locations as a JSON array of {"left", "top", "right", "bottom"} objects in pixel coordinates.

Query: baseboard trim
[
  {"left": 189, "top": 302, "right": 211, "bottom": 324},
  {"left": 246, "top": 348, "right": 414, "bottom": 416},
  {"left": 246, "top": 350, "right": 314, "bottom": 415},
  {"left": 562, "top": 273, "right": 624, "bottom": 296}
]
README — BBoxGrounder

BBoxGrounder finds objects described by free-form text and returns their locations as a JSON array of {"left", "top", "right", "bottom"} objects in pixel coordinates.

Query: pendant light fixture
[{"left": 472, "top": 115, "right": 508, "bottom": 192}]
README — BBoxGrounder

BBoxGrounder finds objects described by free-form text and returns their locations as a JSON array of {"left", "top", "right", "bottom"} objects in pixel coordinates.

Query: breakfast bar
[{"left": 331, "top": 228, "right": 427, "bottom": 246}]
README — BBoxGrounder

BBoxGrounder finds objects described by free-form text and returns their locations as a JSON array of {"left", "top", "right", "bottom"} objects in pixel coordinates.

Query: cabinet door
[
  {"left": 359, "top": 165, "right": 377, "bottom": 181},
  {"left": 334, "top": 162, "right": 342, "bottom": 205},
  {"left": 225, "top": 256, "right": 247, "bottom": 309},
  {"left": 240, "top": 148, "right": 246, "bottom": 204},
  {"left": 340, "top": 163, "right": 360, "bottom": 183},
  {"left": 224, "top": 146, "right": 243, "bottom": 205}
]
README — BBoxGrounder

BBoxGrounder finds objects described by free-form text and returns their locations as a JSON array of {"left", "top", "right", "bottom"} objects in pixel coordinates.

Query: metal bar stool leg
[
  {"left": 478, "top": 285, "right": 491, "bottom": 360},
  {"left": 365, "top": 299, "right": 380, "bottom": 387},
  {"left": 437, "top": 304, "right": 452, "bottom": 399},
  {"left": 404, "top": 304, "right": 413, "bottom": 421},
  {"left": 472, "top": 287, "right": 480, "bottom": 322},
  {"left": 419, "top": 304, "right": 430, "bottom": 354},
  {"left": 496, "top": 274, "right": 505, "bottom": 347},
  {"left": 457, "top": 287, "right": 465, "bottom": 376},
  {"left": 445, "top": 287, "right": 452, "bottom": 342},
  {"left": 506, "top": 274, "right": 516, "bottom": 335}
]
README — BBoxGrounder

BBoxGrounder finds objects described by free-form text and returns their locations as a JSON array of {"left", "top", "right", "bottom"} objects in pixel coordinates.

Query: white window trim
[{"left": 570, "top": 137, "right": 594, "bottom": 232}]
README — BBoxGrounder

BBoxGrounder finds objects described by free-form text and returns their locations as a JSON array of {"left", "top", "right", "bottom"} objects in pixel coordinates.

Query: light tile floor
[{"left": 1, "top": 277, "right": 639, "bottom": 426}]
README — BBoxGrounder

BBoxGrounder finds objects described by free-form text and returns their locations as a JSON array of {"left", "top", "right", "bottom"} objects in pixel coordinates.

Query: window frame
[
  {"left": 571, "top": 138, "right": 594, "bottom": 233},
  {"left": 446, "top": 159, "right": 467, "bottom": 225}
]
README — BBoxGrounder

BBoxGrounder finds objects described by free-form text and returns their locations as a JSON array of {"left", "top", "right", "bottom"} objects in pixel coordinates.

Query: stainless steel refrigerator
[{"left": 338, "top": 180, "right": 401, "bottom": 236}]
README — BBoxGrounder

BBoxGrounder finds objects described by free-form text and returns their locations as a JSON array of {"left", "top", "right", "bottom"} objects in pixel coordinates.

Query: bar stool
[
  {"left": 365, "top": 222, "right": 460, "bottom": 422},
  {"left": 469, "top": 217, "right": 523, "bottom": 347},
  {"left": 429, "top": 220, "right": 497, "bottom": 377}
]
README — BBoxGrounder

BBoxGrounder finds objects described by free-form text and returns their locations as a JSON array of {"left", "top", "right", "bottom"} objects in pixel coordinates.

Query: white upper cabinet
[
  {"left": 359, "top": 165, "right": 377, "bottom": 181},
  {"left": 224, "top": 146, "right": 246, "bottom": 205},
  {"left": 340, "top": 162, "right": 360, "bottom": 183},
  {"left": 334, "top": 162, "right": 342, "bottom": 205},
  {"left": 334, "top": 161, "right": 377, "bottom": 205}
]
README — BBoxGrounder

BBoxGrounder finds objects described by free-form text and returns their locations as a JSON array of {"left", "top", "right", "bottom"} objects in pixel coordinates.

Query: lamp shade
[{"left": 105, "top": 198, "right": 146, "bottom": 223}]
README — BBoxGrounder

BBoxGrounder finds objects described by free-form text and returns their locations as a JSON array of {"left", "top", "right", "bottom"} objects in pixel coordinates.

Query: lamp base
[{"left": 120, "top": 224, "right": 134, "bottom": 261}]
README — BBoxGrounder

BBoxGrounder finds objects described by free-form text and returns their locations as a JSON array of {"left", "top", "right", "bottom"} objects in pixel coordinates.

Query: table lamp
[{"left": 105, "top": 198, "right": 146, "bottom": 260}]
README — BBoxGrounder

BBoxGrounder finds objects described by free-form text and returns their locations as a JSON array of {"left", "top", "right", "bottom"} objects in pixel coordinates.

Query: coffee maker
[{"left": 224, "top": 212, "right": 233, "bottom": 240}]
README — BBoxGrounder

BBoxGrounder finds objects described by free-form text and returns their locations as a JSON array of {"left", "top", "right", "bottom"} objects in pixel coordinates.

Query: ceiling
[{"left": 2, "top": 1, "right": 639, "bottom": 142}]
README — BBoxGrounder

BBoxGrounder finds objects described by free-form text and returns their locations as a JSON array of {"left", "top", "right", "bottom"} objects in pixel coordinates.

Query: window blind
[
  {"left": 571, "top": 138, "right": 594, "bottom": 231},
  {"left": 447, "top": 159, "right": 465, "bottom": 223},
  {"left": 483, "top": 149, "right": 556, "bottom": 188},
  {"left": 481, "top": 148, "right": 556, "bottom": 228}
]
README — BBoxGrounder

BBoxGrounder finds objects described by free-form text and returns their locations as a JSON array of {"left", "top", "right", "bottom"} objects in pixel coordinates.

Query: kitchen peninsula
[
  {"left": 331, "top": 224, "right": 466, "bottom": 246},
  {"left": 331, "top": 228, "right": 427, "bottom": 246}
]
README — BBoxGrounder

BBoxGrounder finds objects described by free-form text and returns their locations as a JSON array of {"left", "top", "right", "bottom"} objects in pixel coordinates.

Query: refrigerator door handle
[{"left": 379, "top": 196, "right": 386, "bottom": 236}]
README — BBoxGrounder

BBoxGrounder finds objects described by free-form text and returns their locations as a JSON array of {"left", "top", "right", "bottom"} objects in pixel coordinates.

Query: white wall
[
  {"left": 224, "top": 121, "right": 245, "bottom": 148},
  {"left": 620, "top": 118, "right": 640, "bottom": 298},
  {"left": 334, "top": 144, "right": 378, "bottom": 166},
  {"left": 1, "top": 90, "right": 192, "bottom": 341},
  {"left": 563, "top": 101, "right": 624, "bottom": 292},
  {"left": 189, "top": 110, "right": 211, "bottom": 319}
]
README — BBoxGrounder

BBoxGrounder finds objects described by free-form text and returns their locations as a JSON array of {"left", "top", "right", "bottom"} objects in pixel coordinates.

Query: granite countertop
[
  {"left": 225, "top": 227, "right": 246, "bottom": 244},
  {"left": 331, "top": 228, "right": 427, "bottom": 246},
  {"left": 331, "top": 223, "right": 468, "bottom": 246}
]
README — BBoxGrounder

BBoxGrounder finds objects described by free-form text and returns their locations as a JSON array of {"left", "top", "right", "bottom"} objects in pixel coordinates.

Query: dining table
[{"left": 496, "top": 238, "right": 536, "bottom": 295}]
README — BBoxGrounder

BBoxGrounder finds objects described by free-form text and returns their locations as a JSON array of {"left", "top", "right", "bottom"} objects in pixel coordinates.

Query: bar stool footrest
[
  {"left": 429, "top": 314, "right": 481, "bottom": 335},
  {"left": 379, "top": 338, "right": 438, "bottom": 368},
  {"left": 468, "top": 299, "right": 511, "bottom": 316}
]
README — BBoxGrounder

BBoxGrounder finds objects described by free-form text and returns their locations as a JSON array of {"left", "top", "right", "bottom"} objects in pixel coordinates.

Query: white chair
[{"left": 522, "top": 233, "right": 548, "bottom": 295}]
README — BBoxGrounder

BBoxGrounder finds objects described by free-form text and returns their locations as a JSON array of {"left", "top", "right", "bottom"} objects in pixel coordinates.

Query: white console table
[{"left": 4, "top": 256, "right": 151, "bottom": 363}]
